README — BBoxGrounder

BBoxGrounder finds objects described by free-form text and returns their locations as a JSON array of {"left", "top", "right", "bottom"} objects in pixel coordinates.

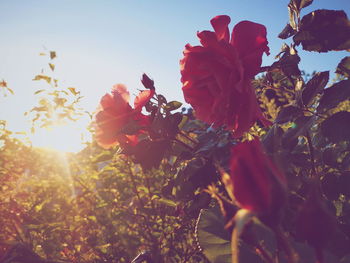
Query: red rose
[
  {"left": 95, "top": 84, "right": 154, "bottom": 149},
  {"left": 180, "top": 15, "right": 271, "bottom": 137},
  {"left": 227, "top": 138, "right": 287, "bottom": 223}
]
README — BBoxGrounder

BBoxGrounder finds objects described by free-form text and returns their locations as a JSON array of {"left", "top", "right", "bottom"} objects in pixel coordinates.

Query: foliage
[{"left": 1, "top": 1, "right": 350, "bottom": 263}]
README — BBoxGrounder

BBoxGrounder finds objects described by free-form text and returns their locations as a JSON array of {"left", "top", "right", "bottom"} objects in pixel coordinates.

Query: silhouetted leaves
[
  {"left": 133, "top": 139, "right": 170, "bottom": 170},
  {"left": 321, "top": 111, "right": 350, "bottom": 143},
  {"left": 317, "top": 80, "right": 350, "bottom": 112},
  {"left": 294, "top": 10, "right": 350, "bottom": 52},
  {"left": 272, "top": 45, "right": 301, "bottom": 77},
  {"left": 278, "top": 24, "right": 297, "bottom": 39},
  {"left": 302, "top": 71, "right": 329, "bottom": 106},
  {"left": 275, "top": 105, "right": 302, "bottom": 124},
  {"left": 336, "top": 57, "right": 350, "bottom": 78}
]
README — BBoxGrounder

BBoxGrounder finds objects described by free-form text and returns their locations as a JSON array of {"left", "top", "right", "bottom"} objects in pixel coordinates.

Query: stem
[
  {"left": 255, "top": 243, "right": 276, "bottom": 263},
  {"left": 306, "top": 131, "right": 318, "bottom": 180},
  {"left": 315, "top": 247, "right": 324, "bottom": 263},
  {"left": 274, "top": 227, "right": 297, "bottom": 263},
  {"left": 231, "top": 227, "right": 239, "bottom": 263}
]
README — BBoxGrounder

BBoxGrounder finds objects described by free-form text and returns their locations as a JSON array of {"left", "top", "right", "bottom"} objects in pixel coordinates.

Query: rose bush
[
  {"left": 180, "top": 15, "right": 271, "bottom": 137},
  {"left": 95, "top": 84, "right": 154, "bottom": 149}
]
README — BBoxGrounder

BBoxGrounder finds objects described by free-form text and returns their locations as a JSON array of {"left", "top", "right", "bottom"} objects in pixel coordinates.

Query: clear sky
[{"left": 0, "top": 0, "right": 349, "bottom": 152}]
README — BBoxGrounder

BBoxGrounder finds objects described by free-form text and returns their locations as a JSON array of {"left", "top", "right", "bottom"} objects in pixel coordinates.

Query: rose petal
[
  {"left": 134, "top": 89, "right": 155, "bottom": 111},
  {"left": 231, "top": 20, "right": 269, "bottom": 77},
  {"left": 210, "top": 15, "right": 231, "bottom": 42},
  {"left": 112, "top": 84, "right": 130, "bottom": 104}
]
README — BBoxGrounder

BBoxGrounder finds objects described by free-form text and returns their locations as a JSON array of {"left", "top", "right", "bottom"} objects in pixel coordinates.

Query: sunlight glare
[{"left": 29, "top": 119, "right": 90, "bottom": 153}]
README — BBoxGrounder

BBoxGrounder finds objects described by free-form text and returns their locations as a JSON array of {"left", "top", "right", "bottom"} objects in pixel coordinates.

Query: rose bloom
[
  {"left": 226, "top": 138, "right": 287, "bottom": 223},
  {"left": 95, "top": 84, "right": 154, "bottom": 149},
  {"left": 180, "top": 15, "right": 271, "bottom": 137}
]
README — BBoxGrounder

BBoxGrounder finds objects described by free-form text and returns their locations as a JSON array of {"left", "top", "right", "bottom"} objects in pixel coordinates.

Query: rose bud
[
  {"left": 227, "top": 138, "right": 287, "bottom": 225},
  {"left": 141, "top": 73, "right": 155, "bottom": 90}
]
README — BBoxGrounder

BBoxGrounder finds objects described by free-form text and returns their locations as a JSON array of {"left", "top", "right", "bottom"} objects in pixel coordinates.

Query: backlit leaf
[
  {"left": 49, "top": 63, "right": 55, "bottom": 71},
  {"left": 278, "top": 23, "right": 296, "bottom": 39},
  {"left": 336, "top": 57, "right": 350, "bottom": 78},
  {"left": 50, "top": 51, "right": 56, "bottom": 60},
  {"left": 196, "top": 206, "right": 231, "bottom": 263},
  {"left": 164, "top": 101, "right": 182, "bottom": 111}
]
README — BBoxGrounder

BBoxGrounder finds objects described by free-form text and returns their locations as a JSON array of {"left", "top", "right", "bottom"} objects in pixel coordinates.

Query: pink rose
[{"left": 95, "top": 84, "right": 154, "bottom": 149}]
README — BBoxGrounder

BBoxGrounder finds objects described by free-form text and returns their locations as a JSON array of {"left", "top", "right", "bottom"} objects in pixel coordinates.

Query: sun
[{"left": 29, "top": 119, "right": 91, "bottom": 153}]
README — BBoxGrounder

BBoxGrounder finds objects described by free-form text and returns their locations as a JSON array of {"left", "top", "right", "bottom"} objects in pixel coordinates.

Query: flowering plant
[
  {"left": 89, "top": 1, "right": 350, "bottom": 262},
  {"left": 1, "top": 0, "right": 350, "bottom": 263}
]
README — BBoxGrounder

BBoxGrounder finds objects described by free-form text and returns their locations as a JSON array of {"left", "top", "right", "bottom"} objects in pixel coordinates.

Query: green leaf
[
  {"left": 0, "top": 79, "right": 7, "bottom": 87},
  {"left": 321, "top": 111, "right": 350, "bottom": 143},
  {"left": 196, "top": 206, "right": 267, "bottom": 263},
  {"left": 34, "top": 89, "right": 45, "bottom": 95},
  {"left": 275, "top": 105, "right": 302, "bottom": 124},
  {"left": 288, "top": 5, "right": 298, "bottom": 30},
  {"left": 336, "top": 57, "right": 350, "bottom": 78},
  {"left": 299, "top": 0, "right": 313, "bottom": 9},
  {"left": 271, "top": 45, "right": 301, "bottom": 77},
  {"left": 289, "top": 0, "right": 313, "bottom": 11},
  {"left": 49, "top": 63, "right": 55, "bottom": 71},
  {"left": 50, "top": 51, "right": 56, "bottom": 60},
  {"left": 282, "top": 115, "right": 315, "bottom": 149},
  {"left": 278, "top": 24, "right": 296, "bottom": 39},
  {"left": 294, "top": 10, "right": 350, "bottom": 52},
  {"left": 68, "top": 87, "right": 79, "bottom": 96},
  {"left": 164, "top": 101, "right": 182, "bottom": 111},
  {"left": 196, "top": 206, "right": 232, "bottom": 263},
  {"left": 302, "top": 71, "right": 329, "bottom": 106},
  {"left": 317, "top": 80, "right": 350, "bottom": 113},
  {"left": 262, "top": 125, "right": 284, "bottom": 153},
  {"left": 280, "top": 53, "right": 301, "bottom": 77},
  {"left": 155, "top": 197, "right": 177, "bottom": 207},
  {"left": 33, "top": 74, "right": 51, "bottom": 84}
]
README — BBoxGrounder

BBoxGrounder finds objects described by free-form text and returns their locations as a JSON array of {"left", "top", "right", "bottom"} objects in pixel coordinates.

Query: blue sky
[{"left": 0, "top": 0, "right": 349, "bottom": 151}]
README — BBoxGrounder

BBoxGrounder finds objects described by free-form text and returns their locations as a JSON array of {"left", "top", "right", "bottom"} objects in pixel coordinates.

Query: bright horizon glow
[{"left": 1, "top": 0, "right": 349, "bottom": 152}]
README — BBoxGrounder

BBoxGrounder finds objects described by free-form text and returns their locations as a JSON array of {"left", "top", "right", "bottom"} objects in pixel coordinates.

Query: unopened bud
[{"left": 141, "top": 73, "right": 155, "bottom": 90}]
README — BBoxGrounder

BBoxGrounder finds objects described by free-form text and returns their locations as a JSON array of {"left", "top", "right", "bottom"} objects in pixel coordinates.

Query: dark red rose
[
  {"left": 227, "top": 138, "right": 287, "bottom": 223},
  {"left": 95, "top": 84, "right": 154, "bottom": 149},
  {"left": 180, "top": 15, "right": 271, "bottom": 137}
]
